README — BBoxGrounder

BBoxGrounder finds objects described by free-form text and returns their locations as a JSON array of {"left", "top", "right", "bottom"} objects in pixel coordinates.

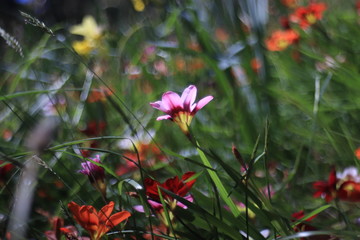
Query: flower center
[
  {"left": 305, "top": 13, "right": 317, "bottom": 24},
  {"left": 277, "top": 39, "right": 289, "bottom": 50},
  {"left": 173, "top": 112, "right": 193, "bottom": 134}
]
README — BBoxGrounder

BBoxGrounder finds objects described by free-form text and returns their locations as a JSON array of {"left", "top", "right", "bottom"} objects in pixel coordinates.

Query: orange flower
[
  {"left": 355, "top": 147, "right": 360, "bottom": 160},
  {"left": 68, "top": 201, "right": 131, "bottom": 240},
  {"left": 215, "top": 28, "right": 229, "bottom": 43},
  {"left": 250, "top": 58, "right": 262, "bottom": 73},
  {"left": 265, "top": 29, "right": 299, "bottom": 51},
  {"left": 116, "top": 142, "right": 166, "bottom": 176},
  {"left": 290, "top": 3, "right": 327, "bottom": 29},
  {"left": 87, "top": 87, "right": 113, "bottom": 103}
]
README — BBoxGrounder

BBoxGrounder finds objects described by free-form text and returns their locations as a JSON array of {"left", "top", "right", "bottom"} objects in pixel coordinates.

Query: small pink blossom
[
  {"left": 150, "top": 85, "right": 213, "bottom": 134},
  {"left": 79, "top": 155, "right": 104, "bottom": 179},
  {"left": 79, "top": 155, "right": 107, "bottom": 198}
]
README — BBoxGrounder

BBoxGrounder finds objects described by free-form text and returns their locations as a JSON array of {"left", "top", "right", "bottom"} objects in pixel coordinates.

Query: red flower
[
  {"left": 250, "top": 58, "right": 262, "bottom": 73},
  {"left": 144, "top": 172, "right": 196, "bottom": 210},
  {"left": 313, "top": 168, "right": 337, "bottom": 202},
  {"left": 280, "top": 16, "right": 291, "bottom": 29},
  {"left": 291, "top": 211, "right": 336, "bottom": 240},
  {"left": 355, "top": 147, "right": 360, "bottom": 160},
  {"left": 81, "top": 121, "right": 106, "bottom": 137},
  {"left": 81, "top": 141, "right": 100, "bottom": 158},
  {"left": 265, "top": 29, "right": 299, "bottom": 51},
  {"left": 292, "top": 210, "right": 317, "bottom": 222},
  {"left": 68, "top": 201, "right": 131, "bottom": 240},
  {"left": 59, "top": 226, "right": 88, "bottom": 240},
  {"left": 290, "top": 3, "right": 327, "bottom": 29},
  {"left": 44, "top": 216, "right": 88, "bottom": 240},
  {"left": 337, "top": 181, "right": 360, "bottom": 202},
  {"left": 314, "top": 167, "right": 360, "bottom": 202},
  {"left": 44, "top": 217, "right": 64, "bottom": 240},
  {"left": 0, "top": 161, "right": 14, "bottom": 186}
]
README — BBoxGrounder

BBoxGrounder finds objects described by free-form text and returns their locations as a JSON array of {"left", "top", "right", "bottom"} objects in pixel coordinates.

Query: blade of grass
[{"left": 196, "top": 146, "right": 240, "bottom": 218}]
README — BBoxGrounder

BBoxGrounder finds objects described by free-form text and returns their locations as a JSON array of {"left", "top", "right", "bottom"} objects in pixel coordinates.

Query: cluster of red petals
[
  {"left": 144, "top": 172, "right": 196, "bottom": 205},
  {"left": 337, "top": 181, "right": 360, "bottom": 202},
  {"left": 250, "top": 58, "right": 262, "bottom": 73},
  {"left": 280, "top": 16, "right": 291, "bottom": 29},
  {"left": 44, "top": 217, "right": 64, "bottom": 240},
  {"left": 292, "top": 210, "right": 316, "bottom": 222},
  {"left": 68, "top": 201, "right": 131, "bottom": 240},
  {"left": 0, "top": 161, "right": 13, "bottom": 186},
  {"left": 265, "top": 29, "right": 299, "bottom": 51},
  {"left": 44, "top": 216, "right": 84, "bottom": 240},
  {"left": 0, "top": 160, "right": 13, "bottom": 176},
  {"left": 81, "top": 121, "right": 106, "bottom": 137},
  {"left": 313, "top": 168, "right": 337, "bottom": 202},
  {"left": 313, "top": 168, "right": 360, "bottom": 202},
  {"left": 81, "top": 141, "right": 100, "bottom": 158},
  {"left": 291, "top": 211, "right": 336, "bottom": 240},
  {"left": 290, "top": 2, "right": 327, "bottom": 29},
  {"left": 355, "top": 147, "right": 360, "bottom": 160}
]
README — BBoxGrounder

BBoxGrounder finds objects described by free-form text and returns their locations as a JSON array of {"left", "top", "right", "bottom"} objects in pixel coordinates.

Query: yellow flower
[
  {"left": 72, "top": 39, "right": 94, "bottom": 55},
  {"left": 70, "top": 15, "right": 103, "bottom": 55},
  {"left": 70, "top": 15, "right": 102, "bottom": 40},
  {"left": 131, "top": 0, "right": 145, "bottom": 12}
]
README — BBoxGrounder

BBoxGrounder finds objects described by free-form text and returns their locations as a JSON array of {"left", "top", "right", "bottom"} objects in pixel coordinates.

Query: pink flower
[
  {"left": 150, "top": 85, "right": 213, "bottom": 134},
  {"left": 79, "top": 155, "right": 106, "bottom": 197},
  {"left": 79, "top": 155, "right": 105, "bottom": 181}
]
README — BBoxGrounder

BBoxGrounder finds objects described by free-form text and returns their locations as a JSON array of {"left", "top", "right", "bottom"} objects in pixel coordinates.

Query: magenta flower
[
  {"left": 79, "top": 155, "right": 104, "bottom": 180},
  {"left": 79, "top": 155, "right": 106, "bottom": 197},
  {"left": 150, "top": 85, "right": 213, "bottom": 134}
]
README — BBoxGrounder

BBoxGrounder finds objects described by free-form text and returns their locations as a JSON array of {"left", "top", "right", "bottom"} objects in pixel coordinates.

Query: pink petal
[
  {"left": 150, "top": 101, "right": 169, "bottom": 113},
  {"left": 133, "top": 205, "right": 145, "bottom": 213},
  {"left": 194, "top": 96, "right": 213, "bottom": 113},
  {"left": 156, "top": 115, "right": 172, "bottom": 121},
  {"left": 180, "top": 85, "right": 197, "bottom": 112},
  {"left": 177, "top": 195, "right": 194, "bottom": 209},
  {"left": 161, "top": 91, "right": 182, "bottom": 111},
  {"left": 184, "top": 194, "right": 194, "bottom": 202},
  {"left": 148, "top": 199, "right": 163, "bottom": 210}
]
